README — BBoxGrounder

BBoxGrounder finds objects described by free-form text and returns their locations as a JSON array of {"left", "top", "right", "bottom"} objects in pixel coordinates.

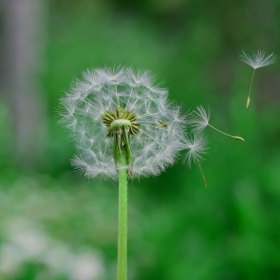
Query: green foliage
[{"left": 1, "top": 0, "right": 280, "bottom": 279}]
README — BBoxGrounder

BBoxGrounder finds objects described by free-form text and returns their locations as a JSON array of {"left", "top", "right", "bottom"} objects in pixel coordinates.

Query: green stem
[
  {"left": 117, "top": 150, "right": 128, "bottom": 280},
  {"left": 246, "top": 69, "right": 255, "bottom": 108},
  {"left": 248, "top": 69, "right": 255, "bottom": 100},
  {"left": 207, "top": 124, "right": 244, "bottom": 141},
  {"left": 208, "top": 124, "right": 235, "bottom": 138},
  {"left": 196, "top": 160, "right": 207, "bottom": 188}
]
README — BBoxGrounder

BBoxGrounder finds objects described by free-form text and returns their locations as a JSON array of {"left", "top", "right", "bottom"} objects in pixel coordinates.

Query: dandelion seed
[
  {"left": 156, "top": 120, "right": 168, "bottom": 129},
  {"left": 190, "top": 106, "right": 244, "bottom": 142},
  {"left": 239, "top": 50, "right": 276, "bottom": 108},
  {"left": 183, "top": 133, "right": 208, "bottom": 187}
]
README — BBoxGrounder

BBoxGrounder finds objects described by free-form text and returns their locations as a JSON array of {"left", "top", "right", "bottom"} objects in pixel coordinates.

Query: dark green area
[{"left": 1, "top": 1, "right": 280, "bottom": 279}]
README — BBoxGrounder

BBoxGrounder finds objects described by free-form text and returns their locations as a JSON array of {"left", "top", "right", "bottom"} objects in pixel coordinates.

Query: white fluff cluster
[
  {"left": 239, "top": 50, "right": 276, "bottom": 69},
  {"left": 190, "top": 106, "right": 210, "bottom": 133},
  {"left": 59, "top": 67, "right": 188, "bottom": 180},
  {"left": 183, "top": 133, "right": 208, "bottom": 168}
]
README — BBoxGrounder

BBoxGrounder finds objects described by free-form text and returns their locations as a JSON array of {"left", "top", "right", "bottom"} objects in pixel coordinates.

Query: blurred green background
[{"left": 1, "top": 0, "right": 280, "bottom": 279}]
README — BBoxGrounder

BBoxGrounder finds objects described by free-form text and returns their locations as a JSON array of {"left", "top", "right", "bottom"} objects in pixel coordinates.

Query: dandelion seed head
[
  {"left": 239, "top": 50, "right": 276, "bottom": 69},
  {"left": 59, "top": 67, "right": 188, "bottom": 180}
]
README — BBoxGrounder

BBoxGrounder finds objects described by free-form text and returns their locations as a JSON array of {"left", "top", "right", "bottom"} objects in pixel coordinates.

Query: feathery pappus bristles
[
  {"left": 239, "top": 50, "right": 276, "bottom": 69},
  {"left": 183, "top": 133, "right": 208, "bottom": 187},
  {"left": 239, "top": 50, "right": 276, "bottom": 108},
  {"left": 59, "top": 67, "right": 188, "bottom": 180}
]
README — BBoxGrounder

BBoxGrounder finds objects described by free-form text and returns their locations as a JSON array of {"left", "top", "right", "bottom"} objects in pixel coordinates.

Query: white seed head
[
  {"left": 59, "top": 67, "right": 188, "bottom": 180},
  {"left": 190, "top": 106, "right": 210, "bottom": 133},
  {"left": 183, "top": 133, "right": 208, "bottom": 168},
  {"left": 239, "top": 50, "right": 276, "bottom": 69}
]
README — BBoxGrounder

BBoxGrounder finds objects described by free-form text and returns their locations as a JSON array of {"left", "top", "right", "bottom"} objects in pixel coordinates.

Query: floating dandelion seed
[
  {"left": 59, "top": 67, "right": 188, "bottom": 180},
  {"left": 190, "top": 106, "right": 244, "bottom": 142},
  {"left": 239, "top": 50, "right": 276, "bottom": 108},
  {"left": 183, "top": 133, "right": 208, "bottom": 187}
]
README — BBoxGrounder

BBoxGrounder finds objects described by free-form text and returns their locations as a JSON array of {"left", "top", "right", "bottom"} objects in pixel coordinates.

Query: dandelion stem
[
  {"left": 207, "top": 124, "right": 244, "bottom": 141},
  {"left": 208, "top": 124, "right": 233, "bottom": 137},
  {"left": 196, "top": 160, "right": 207, "bottom": 188},
  {"left": 247, "top": 69, "right": 255, "bottom": 108},
  {"left": 117, "top": 150, "right": 128, "bottom": 280}
]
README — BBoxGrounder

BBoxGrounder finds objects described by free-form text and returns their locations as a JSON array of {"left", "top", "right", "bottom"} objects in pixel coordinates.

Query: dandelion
[
  {"left": 59, "top": 67, "right": 188, "bottom": 279},
  {"left": 59, "top": 67, "right": 187, "bottom": 180},
  {"left": 190, "top": 106, "right": 244, "bottom": 142},
  {"left": 239, "top": 50, "right": 276, "bottom": 108},
  {"left": 183, "top": 133, "right": 208, "bottom": 187}
]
